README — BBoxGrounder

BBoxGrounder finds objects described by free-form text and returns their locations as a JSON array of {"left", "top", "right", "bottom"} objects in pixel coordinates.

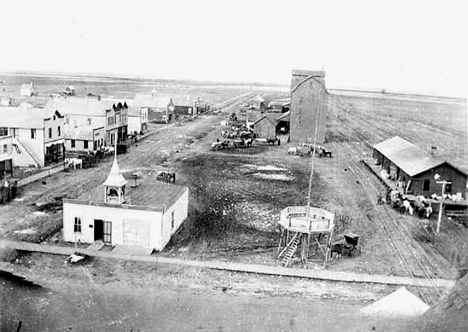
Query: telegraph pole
[{"left": 436, "top": 179, "right": 451, "bottom": 234}]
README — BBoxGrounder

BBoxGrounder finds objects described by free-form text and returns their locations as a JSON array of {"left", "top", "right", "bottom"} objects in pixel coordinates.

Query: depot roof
[{"left": 373, "top": 136, "right": 466, "bottom": 177}]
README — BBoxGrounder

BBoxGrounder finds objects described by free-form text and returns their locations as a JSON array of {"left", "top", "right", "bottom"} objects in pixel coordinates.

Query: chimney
[{"left": 131, "top": 172, "right": 140, "bottom": 187}]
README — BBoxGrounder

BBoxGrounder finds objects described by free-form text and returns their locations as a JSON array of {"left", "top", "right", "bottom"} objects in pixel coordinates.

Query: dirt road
[{"left": 1, "top": 254, "right": 412, "bottom": 332}]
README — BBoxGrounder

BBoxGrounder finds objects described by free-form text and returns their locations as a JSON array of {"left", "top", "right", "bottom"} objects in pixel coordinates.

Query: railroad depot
[
  {"left": 372, "top": 136, "right": 467, "bottom": 200},
  {"left": 63, "top": 155, "right": 189, "bottom": 251}
]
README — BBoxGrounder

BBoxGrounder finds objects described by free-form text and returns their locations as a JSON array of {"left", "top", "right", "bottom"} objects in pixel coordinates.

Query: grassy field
[
  {"left": 0, "top": 72, "right": 285, "bottom": 107},
  {"left": 327, "top": 91, "right": 467, "bottom": 172}
]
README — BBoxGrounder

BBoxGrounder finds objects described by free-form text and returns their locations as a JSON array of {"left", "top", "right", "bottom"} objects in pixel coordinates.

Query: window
[
  {"left": 71, "top": 140, "right": 75, "bottom": 148},
  {"left": 108, "top": 116, "right": 115, "bottom": 126},
  {"left": 423, "top": 179, "right": 430, "bottom": 191},
  {"left": 74, "top": 217, "right": 82, "bottom": 233},
  {"left": 57, "top": 126, "right": 61, "bottom": 136},
  {"left": 31, "top": 129, "right": 36, "bottom": 139},
  {"left": 48, "top": 128, "right": 52, "bottom": 139},
  {"left": 0, "top": 127, "right": 8, "bottom": 137},
  {"left": 84, "top": 140, "right": 88, "bottom": 149},
  {"left": 108, "top": 188, "right": 118, "bottom": 197},
  {"left": 445, "top": 183, "right": 452, "bottom": 194},
  {"left": 87, "top": 118, "right": 92, "bottom": 125},
  {"left": 53, "top": 115, "right": 56, "bottom": 121},
  {"left": 171, "top": 211, "right": 175, "bottom": 230},
  {"left": 3, "top": 144, "right": 7, "bottom": 153}
]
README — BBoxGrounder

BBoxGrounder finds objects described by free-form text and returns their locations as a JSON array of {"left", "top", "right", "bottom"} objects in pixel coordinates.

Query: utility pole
[{"left": 436, "top": 179, "right": 451, "bottom": 234}]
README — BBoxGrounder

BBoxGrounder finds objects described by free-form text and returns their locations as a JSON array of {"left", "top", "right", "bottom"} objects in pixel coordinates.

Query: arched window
[{"left": 108, "top": 188, "right": 119, "bottom": 197}]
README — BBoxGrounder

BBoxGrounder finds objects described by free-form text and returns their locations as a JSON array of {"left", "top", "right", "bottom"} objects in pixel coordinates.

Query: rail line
[{"left": 332, "top": 141, "right": 444, "bottom": 302}]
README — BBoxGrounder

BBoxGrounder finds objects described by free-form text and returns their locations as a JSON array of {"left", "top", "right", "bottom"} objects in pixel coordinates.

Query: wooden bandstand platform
[{"left": 277, "top": 206, "right": 335, "bottom": 267}]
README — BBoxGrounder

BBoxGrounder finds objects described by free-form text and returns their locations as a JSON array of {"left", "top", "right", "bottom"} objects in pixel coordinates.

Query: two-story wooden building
[
  {"left": 45, "top": 97, "right": 128, "bottom": 147},
  {"left": 64, "top": 124, "right": 106, "bottom": 152},
  {"left": 0, "top": 104, "right": 65, "bottom": 167},
  {"left": 0, "top": 132, "right": 13, "bottom": 179}
]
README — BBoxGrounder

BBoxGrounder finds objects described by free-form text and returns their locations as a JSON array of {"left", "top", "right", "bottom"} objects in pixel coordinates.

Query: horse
[
  {"left": 424, "top": 206, "right": 433, "bottom": 219},
  {"left": 330, "top": 243, "right": 344, "bottom": 260},
  {"left": 377, "top": 193, "right": 386, "bottom": 205},
  {"left": 402, "top": 200, "right": 414, "bottom": 216}
]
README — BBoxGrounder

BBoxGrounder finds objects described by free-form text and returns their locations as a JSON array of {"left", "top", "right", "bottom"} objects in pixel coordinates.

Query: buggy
[
  {"left": 330, "top": 233, "right": 361, "bottom": 259},
  {"left": 341, "top": 233, "right": 361, "bottom": 257},
  {"left": 156, "top": 171, "right": 176, "bottom": 184}
]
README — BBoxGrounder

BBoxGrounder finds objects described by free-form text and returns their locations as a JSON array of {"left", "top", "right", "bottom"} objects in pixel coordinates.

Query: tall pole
[
  {"left": 306, "top": 79, "right": 323, "bottom": 218},
  {"left": 436, "top": 180, "right": 451, "bottom": 234}
]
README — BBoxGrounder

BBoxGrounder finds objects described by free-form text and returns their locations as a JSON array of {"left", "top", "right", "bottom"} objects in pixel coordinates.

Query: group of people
[{"left": 377, "top": 188, "right": 433, "bottom": 219}]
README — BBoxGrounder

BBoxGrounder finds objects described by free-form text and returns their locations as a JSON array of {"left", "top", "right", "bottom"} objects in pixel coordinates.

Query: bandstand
[{"left": 277, "top": 206, "right": 335, "bottom": 267}]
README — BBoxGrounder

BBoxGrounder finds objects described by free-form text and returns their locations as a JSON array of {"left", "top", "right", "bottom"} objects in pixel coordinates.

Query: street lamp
[{"left": 435, "top": 173, "right": 452, "bottom": 234}]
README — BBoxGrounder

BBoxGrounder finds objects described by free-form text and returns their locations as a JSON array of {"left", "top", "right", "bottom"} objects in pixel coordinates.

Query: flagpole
[{"left": 306, "top": 78, "right": 323, "bottom": 218}]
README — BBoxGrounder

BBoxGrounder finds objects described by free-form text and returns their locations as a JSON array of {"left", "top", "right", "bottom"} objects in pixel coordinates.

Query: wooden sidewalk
[{"left": 0, "top": 239, "right": 455, "bottom": 289}]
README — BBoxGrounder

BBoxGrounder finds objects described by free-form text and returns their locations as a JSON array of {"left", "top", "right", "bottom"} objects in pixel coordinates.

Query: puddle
[
  {"left": 252, "top": 173, "right": 294, "bottom": 181},
  {"left": 14, "top": 228, "right": 37, "bottom": 235},
  {"left": 241, "top": 164, "right": 287, "bottom": 172},
  {"left": 256, "top": 165, "right": 287, "bottom": 171},
  {"left": 33, "top": 211, "right": 47, "bottom": 217}
]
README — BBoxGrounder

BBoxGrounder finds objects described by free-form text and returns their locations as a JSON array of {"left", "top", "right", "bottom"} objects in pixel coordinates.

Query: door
[
  {"left": 94, "top": 219, "right": 104, "bottom": 241},
  {"left": 123, "top": 220, "right": 149, "bottom": 247},
  {"left": 103, "top": 221, "right": 112, "bottom": 244}
]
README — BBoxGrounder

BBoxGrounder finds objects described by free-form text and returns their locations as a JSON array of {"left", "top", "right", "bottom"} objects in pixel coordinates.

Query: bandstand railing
[{"left": 279, "top": 206, "right": 334, "bottom": 233}]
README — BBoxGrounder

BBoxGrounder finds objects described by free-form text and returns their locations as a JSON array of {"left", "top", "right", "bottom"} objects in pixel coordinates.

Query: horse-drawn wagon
[
  {"left": 156, "top": 171, "right": 176, "bottom": 184},
  {"left": 210, "top": 140, "right": 230, "bottom": 151},
  {"left": 233, "top": 138, "right": 253, "bottom": 148},
  {"left": 330, "top": 233, "right": 361, "bottom": 259}
]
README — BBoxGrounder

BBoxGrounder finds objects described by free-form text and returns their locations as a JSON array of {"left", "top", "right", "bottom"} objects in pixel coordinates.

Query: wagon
[
  {"left": 233, "top": 138, "right": 253, "bottom": 148},
  {"left": 156, "top": 171, "right": 176, "bottom": 184},
  {"left": 341, "top": 233, "right": 361, "bottom": 257}
]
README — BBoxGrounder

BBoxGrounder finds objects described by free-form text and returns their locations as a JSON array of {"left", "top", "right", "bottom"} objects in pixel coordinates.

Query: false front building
[{"left": 63, "top": 156, "right": 189, "bottom": 251}]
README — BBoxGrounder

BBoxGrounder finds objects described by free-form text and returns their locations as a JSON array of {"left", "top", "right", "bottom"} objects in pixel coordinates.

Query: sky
[{"left": 0, "top": 0, "right": 467, "bottom": 96}]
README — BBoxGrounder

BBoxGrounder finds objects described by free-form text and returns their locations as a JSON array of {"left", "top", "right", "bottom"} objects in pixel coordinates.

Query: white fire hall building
[{"left": 63, "top": 156, "right": 189, "bottom": 251}]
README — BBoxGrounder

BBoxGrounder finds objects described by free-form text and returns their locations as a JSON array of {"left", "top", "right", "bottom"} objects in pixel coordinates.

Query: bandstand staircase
[{"left": 281, "top": 233, "right": 301, "bottom": 267}]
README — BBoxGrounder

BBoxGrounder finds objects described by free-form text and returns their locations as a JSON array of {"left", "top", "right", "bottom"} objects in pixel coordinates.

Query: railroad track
[{"left": 331, "top": 141, "right": 444, "bottom": 303}]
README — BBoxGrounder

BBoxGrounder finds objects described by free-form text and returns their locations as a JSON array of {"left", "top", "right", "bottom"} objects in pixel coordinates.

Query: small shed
[
  {"left": 251, "top": 115, "right": 277, "bottom": 139},
  {"left": 20, "top": 82, "right": 37, "bottom": 97},
  {"left": 64, "top": 86, "right": 76, "bottom": 96}
]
